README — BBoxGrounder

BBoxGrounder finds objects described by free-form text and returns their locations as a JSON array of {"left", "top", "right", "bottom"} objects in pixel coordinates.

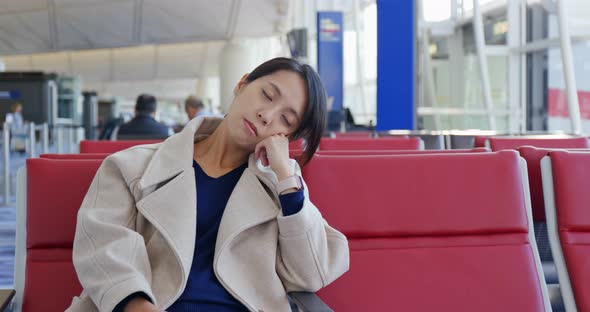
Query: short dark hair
[
  {"left": 246, "top": 57, "right": 327, "bottom": 165},
  {"left": 135, "top": 94, "right": 157, "bottom": 114},
  {"left": 185, "top": 96, "right": 204, "bottom": 110}
]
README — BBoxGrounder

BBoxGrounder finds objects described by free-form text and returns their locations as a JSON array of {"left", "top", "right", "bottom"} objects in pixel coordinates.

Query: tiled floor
[
  {"left": 0, "top": 150, "right": 31, "bottom": 288},
  {"left": 0, "top": 203, "right": 16, "bottom": 288}
]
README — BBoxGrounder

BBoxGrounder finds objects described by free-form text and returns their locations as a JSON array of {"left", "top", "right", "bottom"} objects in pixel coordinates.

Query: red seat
[
  {"left": 40, "top": 153, "right": 110, "bottom": 160},
  {"left": 332, "top": 131, "right": 373, "bottom": 138},
  {"left": 488, "top": 137, "right": 589, "bottom": 151},
  {"left": 316, "top": 147, "right": 489, "bottom": 156},
  {"left": 79, "top": 140, "right": 162, "bottom": 153},
  {"left": 319, "top": 137, "right": 422, "bottom": 151},
  {"left": 542, "top": 151, "right": 590, "bottom": 311},
  {"left": 302, "top": 152, "right": 550, "bottom": 311},
  {"left": 15, "top": 159, "right": 103, "bottom": 312},
  {"left": 518, "top": 146, "right": 590, "bottom": 222},
  {"left": 289, "top": 148, "right": 489, "bottom": 167},
  {"left": 474, "top": 136, "right": 491, "bottom": 148}
]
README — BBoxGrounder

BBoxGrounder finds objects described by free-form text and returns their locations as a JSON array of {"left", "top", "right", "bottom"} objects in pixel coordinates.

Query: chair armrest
[
  {"left": 287, "top": 292, "right": 333, "bottom": 312},
  {"left": 0, "top": 289, "right": 15, "bottom": 312}
]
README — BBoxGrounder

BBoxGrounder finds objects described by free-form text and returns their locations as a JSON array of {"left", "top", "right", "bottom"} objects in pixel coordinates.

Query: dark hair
[
  {"left": 135, "top": 94, "right": 157, "bottom": 114},
  {"left": 185, "top": 96, "right": 204, "bottom": 109},
  {"left": 246, "top": 57, "right": 327, "bottom": 165}
]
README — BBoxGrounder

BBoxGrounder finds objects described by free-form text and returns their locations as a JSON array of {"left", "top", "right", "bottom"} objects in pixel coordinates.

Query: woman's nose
[{"left": 258, "top": 112, "right": 268, "bottom": 125}]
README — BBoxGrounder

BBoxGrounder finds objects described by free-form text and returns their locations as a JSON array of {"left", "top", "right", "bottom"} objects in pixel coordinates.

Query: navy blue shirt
[{"left": 167, "top": 160, "right": 304, "bottom": 311}]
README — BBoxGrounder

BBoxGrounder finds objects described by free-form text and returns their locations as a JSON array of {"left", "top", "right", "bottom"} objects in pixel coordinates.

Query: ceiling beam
[
  {"left": 226, "top": 0, "right": 242, "bottom": 40},
  {"left": 133, "top": 0, "right": 144, "bottom": 44},
  {"left": 47, "top": 0, "right": 58, "bottom": 50}
]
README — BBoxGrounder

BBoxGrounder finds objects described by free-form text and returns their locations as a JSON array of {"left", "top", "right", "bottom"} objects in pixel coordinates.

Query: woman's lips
[{"left": 244, "top": 119, "right": 258, "bottom": 136}]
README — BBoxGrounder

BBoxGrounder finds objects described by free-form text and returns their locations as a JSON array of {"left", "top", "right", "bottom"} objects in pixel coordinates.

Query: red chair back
[
  {"left": 316, "top": 148, "right": 489, "bottom": 156},
  {"left": 22, "top": 159, "right": 103, "bottom": 312},
  {"left": 302, "top": 152, "right": 548, "bottom": 311},
  {"left": 518, "top": 146, "right": 590, "bottom": 222},
  {"left": 542, "top": 151, "right": 590, "bottom": 311},
  {"left": 488, "top": 137, "right": 589, "bottom": 151},
  {"left": 319, "top": 137, "right": 422, "bottom": 151},
  {"left": 40, "top": 153, "right": 110, "bottom": 160},
  {"left": 79, "top": 140, "right": 161, "bottom": 153}
]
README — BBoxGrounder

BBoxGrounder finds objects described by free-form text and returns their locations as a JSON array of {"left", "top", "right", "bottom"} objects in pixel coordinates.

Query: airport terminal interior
[{"left": 0, "top": 0, "right": 589, "bottom": 311}]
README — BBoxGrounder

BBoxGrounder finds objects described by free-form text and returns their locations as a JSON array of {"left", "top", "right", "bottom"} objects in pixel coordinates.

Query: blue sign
[
  {"left": 0, "top": 90, "right": 21, "bottom": 100},
  {"left": 317, "top": 12, "right": 343, "bottom": 112},
  {"left": 377, "top": 0, "right": 415, "bottom": 130}
]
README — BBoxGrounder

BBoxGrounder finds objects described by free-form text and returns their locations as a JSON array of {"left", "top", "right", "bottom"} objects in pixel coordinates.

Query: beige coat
[{"left": 66, "top": 117, "right": 349, "bottom": 312}]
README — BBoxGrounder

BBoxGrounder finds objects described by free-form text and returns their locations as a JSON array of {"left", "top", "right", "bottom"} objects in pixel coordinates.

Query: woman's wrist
[{"left": 275, "top": 166, "right": 294, "bottom": 182}]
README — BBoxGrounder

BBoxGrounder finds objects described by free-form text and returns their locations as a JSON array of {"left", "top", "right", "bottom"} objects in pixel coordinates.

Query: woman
[{"left": 66, "top": 57, "right": 349, "bottom": 312}]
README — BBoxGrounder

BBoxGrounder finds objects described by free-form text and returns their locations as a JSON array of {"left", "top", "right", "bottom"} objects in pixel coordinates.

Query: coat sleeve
[
  {"left": 72, "top": 158, "right": 156, "bottom": 312},
  {"left": 275, "top": 172, "right": 350, "bottom": 292}
]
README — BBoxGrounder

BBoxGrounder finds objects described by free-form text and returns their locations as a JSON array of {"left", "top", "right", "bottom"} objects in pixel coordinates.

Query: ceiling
[{"left": 0, "top": 0, "right": 289, "bottom": 56}]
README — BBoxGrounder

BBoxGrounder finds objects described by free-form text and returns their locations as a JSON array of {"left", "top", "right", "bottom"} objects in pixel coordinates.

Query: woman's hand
[
  {"left": 123, "top": 297, "right": 162, "bottom": 312},
  {"left": 255, "top": 134, "right": 294, "bottom": 181}
]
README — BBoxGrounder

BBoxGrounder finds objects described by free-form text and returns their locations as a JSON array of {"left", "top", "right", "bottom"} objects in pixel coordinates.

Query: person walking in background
[
  {"left": 184, "top": 95, "right": 210, "bottom": 121},
  {"left": 5, "top": 102, "right": 24, "bottom": 130},
  {"left": 113, "top": 94, "right": 173, "bottom": 140}
]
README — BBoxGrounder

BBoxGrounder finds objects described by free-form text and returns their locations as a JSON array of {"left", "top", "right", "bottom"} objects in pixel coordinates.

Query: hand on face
[{"left": 254, "top": 134, "right": 294, "bottom": 181}]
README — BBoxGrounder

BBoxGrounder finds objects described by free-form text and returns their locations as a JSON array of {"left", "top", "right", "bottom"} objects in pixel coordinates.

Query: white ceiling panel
[
  {"left": 70, "top": 49, "right": 111, "bottom": 82},
  {"left": 0, "top": 0, "right": 47, "bottom": 13},
  {"left": 56, "top": 1, "right": 134, "bottom": 49},
  {"left": 141, "top": 0, "right": 232, "bottom": 42},
  {"left": 0, "top": 0, "right": 288, "bottom": 55},
  {"left": 112, "top": 45, "right": 157, "bottom": 81},
  {"left": 0, "top": 10, "right": 51, "bottom": 54},
  {"left": 30, "top": 52, "right": 70, "bottom": 74},
  {"left": 234, "top": 0, "right": 283, "bottom": 37}
]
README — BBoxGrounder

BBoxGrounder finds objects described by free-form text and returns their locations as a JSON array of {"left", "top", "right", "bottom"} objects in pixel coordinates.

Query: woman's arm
[
  {"left": 275, "top": 178, "right": 350, "bottom": 292},
  {"left": 255, "top": 134, "right": 350, "bottom": 291},
  {"left": 72, "top": 157, "right": 157, "bottom": 312}
]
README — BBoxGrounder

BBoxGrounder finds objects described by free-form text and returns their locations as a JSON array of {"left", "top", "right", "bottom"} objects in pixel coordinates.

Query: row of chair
[
  {"left": 11, "top": 138, "right": 590, "bottom": 311},
  {"left": 79, "top": 137, "right": 424, "bottom": 155},
  {"left": 78, "top": 136, "right": 590, "bottom": 155}
]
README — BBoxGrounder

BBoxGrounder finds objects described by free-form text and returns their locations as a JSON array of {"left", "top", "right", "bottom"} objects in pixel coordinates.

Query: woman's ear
[{"left": 233, "top": 73, "right": 250, "bottom": 96}]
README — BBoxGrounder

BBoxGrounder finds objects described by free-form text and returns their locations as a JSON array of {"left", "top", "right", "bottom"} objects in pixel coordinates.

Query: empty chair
[
  {"left": 40, "top": 153, "right": 110, "bottom": 160},
  {"left": 542, "top": 151, "right": 590, "bottom": 312},
  {"left": 79, "top": 139, "right": 162, "bottom": 153},
  {"left": 289, "top": 148, "right": 490, "bottom": 166},
  {"left": 13, "top": 159, "right": 103, "bottom": 312},
  {"left": 487, "top": 137, "right": 589, "bottom": 151},
  {"left": 319, "top": 137, "right": 423, "bottom": 151},
  {"left": 302, "top": 152, "right": 550, "bottom": 312},
  {"left": 332, "top": 131, "right": 373, "bottom": 138},
  {"left": 316, "top": 148, "right": 489, "bottom": 156},
  {"left": 519, "top": 146, "right": 590, "bottom": 222}
]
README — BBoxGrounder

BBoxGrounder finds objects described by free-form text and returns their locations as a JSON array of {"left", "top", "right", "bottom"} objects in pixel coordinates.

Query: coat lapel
[
  {"left": 136, "top": 170, "right": 196, "bottom": 280},
  {"left": 214, "top": 168, "right": 281, "bottom": 262}
]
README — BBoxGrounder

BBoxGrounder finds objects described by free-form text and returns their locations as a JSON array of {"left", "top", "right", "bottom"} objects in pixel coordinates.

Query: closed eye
[
  {"left": 282, "top": 115, "right": 292, "bottom": 127},
  {"left": 262, "top": 90, "right": 272, "bottom": 101}
]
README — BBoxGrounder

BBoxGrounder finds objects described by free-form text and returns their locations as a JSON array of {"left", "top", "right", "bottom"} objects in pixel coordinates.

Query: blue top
[{"left": 166, "top": 160, "right": 304, "bottom": 311}]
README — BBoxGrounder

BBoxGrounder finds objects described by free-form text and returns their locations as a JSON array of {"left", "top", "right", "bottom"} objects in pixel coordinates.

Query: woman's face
[{"left": 226, "top": 70, "right": 307, "bottom": 150}]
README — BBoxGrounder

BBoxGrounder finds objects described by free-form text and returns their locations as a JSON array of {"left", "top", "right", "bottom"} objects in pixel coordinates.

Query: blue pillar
[{"left": 376, "top": 0, "right": 416, "bottom": 130}]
